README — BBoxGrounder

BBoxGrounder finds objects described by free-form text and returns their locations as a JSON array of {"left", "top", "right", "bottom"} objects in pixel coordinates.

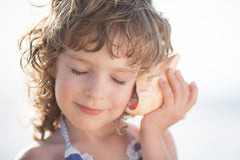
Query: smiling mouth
[{"left": 76, "top": 104, "right": 104, "bottom": 115}]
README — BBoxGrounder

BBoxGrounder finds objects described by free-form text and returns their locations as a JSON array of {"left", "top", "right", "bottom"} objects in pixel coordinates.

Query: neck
[{"left": 65, "top": 118, "right": 117, "bottom": 143}]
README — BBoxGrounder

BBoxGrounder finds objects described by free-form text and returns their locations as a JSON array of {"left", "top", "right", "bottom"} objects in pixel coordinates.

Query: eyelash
[
  {"left": 112, "top": 79, "right": 126, "bottom": 85},
  {"left": 71, "top": 69, "right": 126, "bottom": 85},
  {"left": 71, "top": 69, "right": 88, "bottom": 75}
]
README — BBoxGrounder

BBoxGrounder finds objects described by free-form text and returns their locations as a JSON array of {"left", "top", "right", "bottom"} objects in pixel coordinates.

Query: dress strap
[
  {"left": 60, "top": 115, "right": 142, "bottom": 160},
  {"left": 61, "top": 115, "right": 93, "bottom": 160},
  {"left": 124, "top": 129, "right": 142, "bottom": 160},
  {"left": 124, "top": 129, "right": 136, "bottom": 141},
  {"left": 61, "top": 116, "right": 72, "bottom": 150}
]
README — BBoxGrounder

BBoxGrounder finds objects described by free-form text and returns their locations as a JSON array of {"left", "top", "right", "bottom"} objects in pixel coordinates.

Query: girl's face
[{"left": 55, "top": 45, "right": 138, "bottom": 132}]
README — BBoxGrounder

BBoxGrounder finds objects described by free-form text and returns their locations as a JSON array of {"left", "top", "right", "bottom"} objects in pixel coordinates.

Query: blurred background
[{"left": 0, "top": 0, "right": 239, "bottom": 159}]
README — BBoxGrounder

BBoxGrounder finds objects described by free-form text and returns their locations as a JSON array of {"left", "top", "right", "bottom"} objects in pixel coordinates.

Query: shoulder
[
  {"left": 15, "top": 143, "right": 51, "bottom": 160},
  {"left": 127, "top": 124, "right": 177, "bottom": 160},
  {"left": 15, "top": 130, "right": 65, "bottom": 160},
  {"left": 127, "top": 123, "right": 175, "bottom": 143},
  {"left": 162, "top": 130, "right": 178, "bottom": 160}
]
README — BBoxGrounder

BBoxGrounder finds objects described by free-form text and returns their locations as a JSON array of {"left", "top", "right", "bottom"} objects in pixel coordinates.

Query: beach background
[{"left": 1, "top": 0, "right": 240, "bottom": 159}]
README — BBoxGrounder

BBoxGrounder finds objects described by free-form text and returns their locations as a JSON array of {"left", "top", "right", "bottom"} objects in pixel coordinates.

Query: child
[{"left": 16, "top": 0, "right": 198, "bottom": 159}]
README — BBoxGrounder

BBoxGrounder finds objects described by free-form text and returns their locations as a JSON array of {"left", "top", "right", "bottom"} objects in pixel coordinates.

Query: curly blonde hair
[{"left": 19, "top": 0, "right": 173, "bottom": 140}]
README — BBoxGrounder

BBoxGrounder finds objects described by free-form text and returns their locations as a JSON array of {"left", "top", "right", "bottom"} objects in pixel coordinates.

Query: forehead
[{"left": 62, "top": 45, "right": 139, "bottom": 73}]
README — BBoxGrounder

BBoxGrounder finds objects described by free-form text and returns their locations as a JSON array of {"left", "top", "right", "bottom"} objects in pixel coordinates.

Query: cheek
[
  {"left": 111, "top": 85, "right": 135, "bottom": 110},
  {"left": 55, "top": 72, "right": 76, "bottom": 108}
]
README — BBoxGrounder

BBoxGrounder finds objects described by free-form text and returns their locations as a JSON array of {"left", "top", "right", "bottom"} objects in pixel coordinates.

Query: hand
[{"left": 140, "top": 69, "right": 198, "bottom": 134}]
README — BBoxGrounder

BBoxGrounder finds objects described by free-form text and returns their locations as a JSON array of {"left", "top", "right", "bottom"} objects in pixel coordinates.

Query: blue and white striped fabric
[
  {"left": 61, "top": 115, "right": 142, "bottom": 160},
  {"left": 61, "top": 116, "right": 90, "bottom": 160}
]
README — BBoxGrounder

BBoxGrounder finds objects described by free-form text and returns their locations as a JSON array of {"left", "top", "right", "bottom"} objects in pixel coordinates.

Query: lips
[{"left": 76, "top": 103, "right": 104, "bottom": 115}]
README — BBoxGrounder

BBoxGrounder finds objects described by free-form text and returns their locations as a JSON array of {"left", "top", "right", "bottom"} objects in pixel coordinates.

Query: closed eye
[
  {"left": 71, "top": 69, "right": 88, "bottom": 75},
  {"left": 112, "top": 78, "right": 126, "bottom": 85},
  {"left": 72, "top": 68, "right": 126, "bottom": 85}
]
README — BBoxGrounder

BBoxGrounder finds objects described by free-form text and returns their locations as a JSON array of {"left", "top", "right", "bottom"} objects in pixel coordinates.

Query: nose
[{"left": 83, "top": 74, "right": 107, "bottom": 99}]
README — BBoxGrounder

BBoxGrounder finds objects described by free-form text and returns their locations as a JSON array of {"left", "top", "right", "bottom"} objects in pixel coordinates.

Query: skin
[
  {"left": 140, "top": 69, "right": 198, "bottom": 160},
  {"left": 15, "top": 44, "right": 198, "bottom": 160},
  {"left": 55, "top": 46, "right": 138, "bottom": 134}
]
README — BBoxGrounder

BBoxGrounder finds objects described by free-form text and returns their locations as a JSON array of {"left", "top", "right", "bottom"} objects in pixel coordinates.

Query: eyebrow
[
  {"left": 65, "top": 52, "right": 138, "bottom": 74},
  {"left": 66, "top": 52, "right": 92, "bottom": 65},
  {"left": 112, "top": 67, "right": 138, "bottom": 74}
]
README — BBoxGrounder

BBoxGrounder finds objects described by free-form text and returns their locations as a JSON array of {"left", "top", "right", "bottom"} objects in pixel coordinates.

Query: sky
[
  {"left": 0, "top": 0, "right": 240, "bottom": 159},
  {"left": 152, "top": 0, "right": 240, "bottom": 104}
]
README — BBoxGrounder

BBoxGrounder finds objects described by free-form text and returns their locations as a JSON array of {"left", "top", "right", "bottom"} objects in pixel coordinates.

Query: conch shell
[{"left": 125, "top": 54, "right": 181, "bottom": 115}]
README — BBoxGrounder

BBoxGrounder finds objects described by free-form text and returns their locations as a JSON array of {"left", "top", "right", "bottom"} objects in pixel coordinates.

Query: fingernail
[
  {"left": 160, "top": 78, "right": 165, "bottom": 83},
  {"left": 169, "top": 68, "right": 174, "bottom": 75},
  {"left": 177, "top": 70, "right": 181, "bottom": 75},
  {"left": 191, "top": 81, "right": 196, "bottom": 87}
]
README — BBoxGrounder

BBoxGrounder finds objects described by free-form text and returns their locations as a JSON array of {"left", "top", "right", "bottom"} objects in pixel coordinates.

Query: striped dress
[{"left": 61, "top": 116, "right": 142, "bottom": 160}]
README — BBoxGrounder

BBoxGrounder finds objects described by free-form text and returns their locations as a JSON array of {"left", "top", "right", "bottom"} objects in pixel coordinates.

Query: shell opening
[{"left": 128, "top": 85, "right": 139, "bottom": 111}]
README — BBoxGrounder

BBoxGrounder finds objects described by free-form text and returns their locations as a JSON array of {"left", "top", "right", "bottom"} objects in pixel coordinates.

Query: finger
[
  {"left": 166, "top": 69, "right": 183, "bottom": 104},
  {"left": 187, "top": 81, "right": 198, "bottom": 111},
  {"left": 175, "top": 70, "right": 185, "bottom": 82},
  {"left": 175, "top": 70, "right": 188, "bottom": 88},
  {"left": 175, "top": 70, "right": 190, "bottom": 105},
  {"left": 159, "top": 78, "right": 174, "bottom": 106}
]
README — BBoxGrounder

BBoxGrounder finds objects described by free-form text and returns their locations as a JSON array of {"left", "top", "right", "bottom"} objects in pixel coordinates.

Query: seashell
[{"left": 125, "top": 54, "right": 181, "bottom": 115}]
